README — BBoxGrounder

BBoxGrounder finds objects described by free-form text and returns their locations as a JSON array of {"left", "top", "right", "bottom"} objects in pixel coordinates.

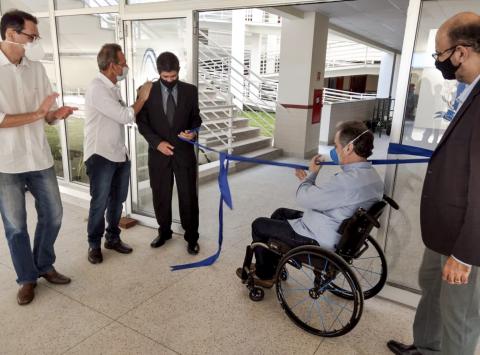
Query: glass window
[
  {"left": 384, "top": 0, "right": 480, "bottom": 290},
  {"left": 0, "top": 0, "right": 49, "bottom": 13},
  {"left": 56, "top": 14, "right": 117, "bottom": 184},
  {"left": 54, "top": 0, "right": 118, "bottom": 10},
  {"left": 37, "top": 18, "right": 65, "bottom": 178},
  {"left": 130, "top": 18, "right": 187, "bottom": 216}
]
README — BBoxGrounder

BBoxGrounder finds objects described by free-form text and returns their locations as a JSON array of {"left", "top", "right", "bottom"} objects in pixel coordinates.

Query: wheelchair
[{"left": 237, "top": 195, "right": 399, "bottom": 337}]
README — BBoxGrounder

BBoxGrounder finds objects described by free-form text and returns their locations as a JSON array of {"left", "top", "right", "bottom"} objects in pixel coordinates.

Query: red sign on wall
[{"left": 312, "top": 89, "right": 323, "bottom": 124}]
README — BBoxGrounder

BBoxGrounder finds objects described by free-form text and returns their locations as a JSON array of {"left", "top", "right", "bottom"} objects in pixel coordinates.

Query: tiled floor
[{"left": 0, "top": 154, "right": 420, "bottom": 355}]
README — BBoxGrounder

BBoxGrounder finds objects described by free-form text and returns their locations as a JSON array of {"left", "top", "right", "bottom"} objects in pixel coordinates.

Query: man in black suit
[
  {"left": 388, "top": 12, "right": 480, "bottom": 355},
  {"left": 137, "top": 52, "right": 202, "bottom": 255}
]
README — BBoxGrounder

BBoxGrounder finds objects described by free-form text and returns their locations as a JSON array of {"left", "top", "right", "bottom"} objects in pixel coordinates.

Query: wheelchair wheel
[
  {"left": 275, "top": 246, "right": 363, "bottom": 337},
  {"left": 280, "top": 267, "right": 288, "bottom": 281},
  {"left": 249, "top": 287, "right": 264, "bottom": 302},
  {"left": 331, "top": 236, "right": 387, "bottom": 300}
]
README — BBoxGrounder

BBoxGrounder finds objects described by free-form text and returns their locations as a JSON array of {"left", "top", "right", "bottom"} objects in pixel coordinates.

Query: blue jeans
[
  {"left": 0, "top": 166, "right": 63, "bottom": 284},
  {"left": 86, "top": 154, "right": 131, "bottom": 249}
]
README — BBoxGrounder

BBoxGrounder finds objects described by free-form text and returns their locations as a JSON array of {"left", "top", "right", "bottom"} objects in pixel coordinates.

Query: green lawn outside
[
  {"left": 241, "top": 110, "right": 275, "bottom": 137},
  {"left": 44, "top": 117, "right": 88, "bottom": 183}
]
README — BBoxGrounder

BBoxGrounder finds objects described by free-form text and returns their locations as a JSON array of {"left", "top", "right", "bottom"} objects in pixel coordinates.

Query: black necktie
[{"left": 166, "top": 89, "right": 175, "bottom": 127}]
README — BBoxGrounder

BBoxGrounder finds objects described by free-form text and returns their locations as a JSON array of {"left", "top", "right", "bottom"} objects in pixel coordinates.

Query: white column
[
  {"left": 274, "top": 12, "right": 329, "bottom": 158},
  {"left": 377, "top": 52, "right": 395, "bottom": 98}
]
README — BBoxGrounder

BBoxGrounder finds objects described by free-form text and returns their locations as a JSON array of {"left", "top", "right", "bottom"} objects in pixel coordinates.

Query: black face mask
[
  {"left": 435, "top": 50, "right": 461, "bottom": 80},
  {"left": 160, "top": 78, "right": 178, "bottom": 90}
]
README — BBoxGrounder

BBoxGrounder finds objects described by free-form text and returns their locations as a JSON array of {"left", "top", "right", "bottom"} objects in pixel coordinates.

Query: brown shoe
[
  {"left": 40, "top": 268, "right": 71, "bottom": 285},
  {"left": 17, "top": 283, "right": 36, "bottom": 305},
  {"left": 253, "top": 275, "right": 275, "bottom": 289},
  {"left": 236, "top": 263, "right": 256, "bottom": 281}
]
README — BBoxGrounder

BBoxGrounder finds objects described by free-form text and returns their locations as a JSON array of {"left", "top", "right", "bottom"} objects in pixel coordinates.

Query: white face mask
[
  {"left": 24, "top": 41, "right": 45, "bottom": 61},
  {"left": 4, "top": 39, "right": 45, "bottom": 61},
  {"left": 116, "top": 66, "right": 129, "bottom": 81}
]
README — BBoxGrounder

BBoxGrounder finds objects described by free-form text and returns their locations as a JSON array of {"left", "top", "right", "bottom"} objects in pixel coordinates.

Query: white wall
[{"left": 319, "top": 99, "right": 376, "bottom": 145}]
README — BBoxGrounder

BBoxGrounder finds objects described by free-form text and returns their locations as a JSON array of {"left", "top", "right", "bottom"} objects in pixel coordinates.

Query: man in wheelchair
[{"left": 236, "top": 121, "right": 384, "bottom": 288}]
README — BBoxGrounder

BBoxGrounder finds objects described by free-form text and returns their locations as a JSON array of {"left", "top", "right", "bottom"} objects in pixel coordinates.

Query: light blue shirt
[
  {"left": 288, "top": 162, "right": 384, "bottom": 250},
  {"left": 160, "top": 81, "right": 178, "bottom": 114},
  {"left": 455, "top": 74, "right": 480, "bottom": 113}
]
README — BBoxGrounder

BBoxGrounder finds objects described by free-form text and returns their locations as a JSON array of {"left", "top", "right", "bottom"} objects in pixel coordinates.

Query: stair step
[
  {"left": 198, "top": 146, "right": 283, "bottom": 183},
  {"left": 199, "top": 126, "right": 260, "bottom": 143},
  {"left": 234, "top": 147, "right": 282, "bottom": 172},
  {"left": 210, "top": 136, "right": 273, "bottom": 155},
  {"left": 198, "top": 90, "right": 219, "bottom": 100},
  {"left": 199, "top": 99, "right": 228, "bottom": 106},
  {"left": 201, "top": 111, "right": 233, "bottom": 121},
  {"left": 202, "top": 117, "right": 249, "bottom": 128}
]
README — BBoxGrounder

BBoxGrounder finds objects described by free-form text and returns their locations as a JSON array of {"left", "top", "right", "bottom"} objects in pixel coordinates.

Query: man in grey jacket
[{"left": 237, "top": 121, "right": 384, "bottom": 288}]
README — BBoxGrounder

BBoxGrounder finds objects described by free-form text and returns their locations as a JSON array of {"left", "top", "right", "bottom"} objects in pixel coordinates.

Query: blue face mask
[{"left": 330, "top": 148, "right": 340, "bottom": 164}]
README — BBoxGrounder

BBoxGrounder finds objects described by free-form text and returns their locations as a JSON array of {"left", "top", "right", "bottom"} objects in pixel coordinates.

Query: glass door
[
  {"left": 383, "top": 0, "right": 480, "bottom": 291},
  {"left": 124, "top": 14, "right": 196, "bottom": 227}
]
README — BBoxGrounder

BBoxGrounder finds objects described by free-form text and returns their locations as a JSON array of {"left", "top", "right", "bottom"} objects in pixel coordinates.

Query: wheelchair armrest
[
  {"left": 383, "top": 195, "right": 399, "bottom": 210},
  {"left": 362, "top": 210, "right": 380, "bottom": 228}
]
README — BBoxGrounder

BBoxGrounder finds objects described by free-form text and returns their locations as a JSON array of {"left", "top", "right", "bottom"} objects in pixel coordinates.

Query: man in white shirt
[
  {"left": 84, "top": 43, "right": 152, "bottom": 264},
  {"left": 0, "top": 10, "right": 77, "bottom": 305}
]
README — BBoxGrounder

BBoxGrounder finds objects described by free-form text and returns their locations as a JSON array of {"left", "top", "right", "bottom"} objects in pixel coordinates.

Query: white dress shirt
[
  {"left": 84, "top": 73, "right": 134, "bottom": 162},
  {"left": 0, "top": 49, "right": 57, "bottom": 173}
]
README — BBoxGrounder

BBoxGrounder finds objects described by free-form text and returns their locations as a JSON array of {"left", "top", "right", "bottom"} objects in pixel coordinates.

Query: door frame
[{"left": 122, "top": 10, "right": 198, "bottom": 229}]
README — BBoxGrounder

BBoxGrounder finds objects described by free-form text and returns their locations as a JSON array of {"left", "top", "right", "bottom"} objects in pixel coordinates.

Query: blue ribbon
[{"left": 170, "top": 138, "right": 432, "bottom": 271}]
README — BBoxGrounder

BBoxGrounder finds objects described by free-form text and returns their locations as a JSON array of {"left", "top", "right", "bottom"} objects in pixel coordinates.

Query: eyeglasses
[
  {"left": 18, "top": 31, "right": 41, "bottom": 42},
  {"left": 432, "top": 44, "right": 472, "bottom": 61}
]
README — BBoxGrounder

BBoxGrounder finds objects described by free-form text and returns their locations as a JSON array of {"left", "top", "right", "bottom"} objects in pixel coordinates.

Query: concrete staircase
[{"left": 197, "top": 82, "right": 281, "bottom": 182}]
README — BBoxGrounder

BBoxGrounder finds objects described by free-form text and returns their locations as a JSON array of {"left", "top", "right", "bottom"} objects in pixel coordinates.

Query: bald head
[
  {"left": 435, "top": 12, "right": 480, "bottom": 83},
  {"left": 437, "top": 12, "right": 480, "bottom": 50}
]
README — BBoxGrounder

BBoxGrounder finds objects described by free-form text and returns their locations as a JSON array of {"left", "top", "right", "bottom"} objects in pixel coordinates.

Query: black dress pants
[
  {"left": 149, "top": 161, "right": 199, "bottom": 244},
  {"left": 252, "top": 208, "right": 318, "bottom": 279}
]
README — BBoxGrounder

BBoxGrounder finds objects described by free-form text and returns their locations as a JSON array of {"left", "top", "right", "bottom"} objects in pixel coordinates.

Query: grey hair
[
  {"left": 97, "top": 43, "right": 122, "bottom": 71},
  {"left": 336, "top": 120, "right": 374, "bottom": 159}
]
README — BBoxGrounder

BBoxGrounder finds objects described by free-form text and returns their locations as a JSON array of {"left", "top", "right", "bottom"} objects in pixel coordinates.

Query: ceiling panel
[{"left": 294, "top": 0, "right": 409, "bottom": 52}]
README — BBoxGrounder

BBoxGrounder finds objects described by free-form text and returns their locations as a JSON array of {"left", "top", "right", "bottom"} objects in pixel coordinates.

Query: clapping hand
[
  {"left": 36, "top": 93, "right": 59, "bottom": 119},
  {"left": 51, "top": 106, "right": 78, "bottom": 120}
]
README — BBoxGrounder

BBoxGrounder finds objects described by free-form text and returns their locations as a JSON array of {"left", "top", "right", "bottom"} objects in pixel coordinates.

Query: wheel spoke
[
  {"left": 286, "top": 271, "right": 311, "bottom": 289},
  {"left": 290, "top": 295, "right": 310, "bottom": 311},
  {"left": 314, "top": 299, "right": 327, "bottom": 331},
  {"left": 351, "top": 265, "right": 382, "bottom": 276}
]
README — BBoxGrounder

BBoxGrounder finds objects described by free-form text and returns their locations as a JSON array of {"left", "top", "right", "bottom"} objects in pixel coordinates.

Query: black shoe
[
  {"left": 104, "top": 239, "right": 133, "bottom": 254},
  {"left": 88, "top": 248, "right": 103, "bottom": 264},
  {"left": 150, "top": 234, "right": 172, "bottom": 248},
  {"left": 187, "top": 242, "right": 200, "bottom": 255},
  {"left": 387, "top": 340, "right": 421, "bottom": 355}
]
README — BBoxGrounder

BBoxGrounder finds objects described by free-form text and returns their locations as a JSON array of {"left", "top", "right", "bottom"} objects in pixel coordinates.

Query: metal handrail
[{"left": 323, "top": 88, "right": 377, "bottom": 104}]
